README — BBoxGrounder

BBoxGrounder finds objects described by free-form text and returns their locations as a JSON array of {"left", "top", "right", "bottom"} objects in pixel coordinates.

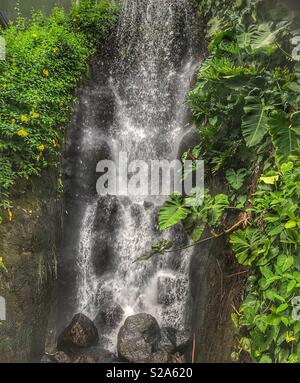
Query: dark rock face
[
  {"left": 158, "top": 327, "right": 177, "bottom": 354},
  {"left": 72, "top": 346, "right": 119, "bottom": 363},
  {"left": 0, "top": 169, "right": 61, "bottom": 362},
  {"left": 144, "top": 350, "right": 172, "bottom": 363},
  {"left": 117, "top": 313, "right": 161, "bottom": 362},
  {"left": 41, "top": 351, "right": 71, "bottom": 364},
  {"left": 58, "top": 314, "right": 99, "bottom": 350},
  {"left": 94, "top": 291, "right": 124, "bottom": 331},
  {"left": 174, "top": 330, "right": 192, "bottom": 353}
]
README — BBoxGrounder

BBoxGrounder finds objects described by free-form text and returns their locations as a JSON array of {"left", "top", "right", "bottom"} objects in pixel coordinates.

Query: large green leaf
[
  {"left": 159, "top": 195, "right": 190, "bottom": 231},
  {"left": 268, "top": 111, "right": 300, "bottom": 164},
  {"left": 242, "top": 95, "right": 270, "bottom": 147},
  {"left": 237, "top": 23, "right": 285, "bottom": 54}
]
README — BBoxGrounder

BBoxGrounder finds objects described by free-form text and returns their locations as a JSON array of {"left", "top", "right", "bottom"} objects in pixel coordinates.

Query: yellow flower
[
  {"left": 17, "top": 129, "right": 28, "bottom": 138},
  {"left": 42, "top": 69, "right": 49, "bottom": 77},
  {"left": 8, "top": 209, "right": 13, "bottom": 222},
  {"left": 21, "top": 114, "right": 29, "bottom": 123},
  {"left": 38, "top": 144, "right": 45, "bottom": 152},
  {"left": 32, "top": 112, "right": 40, "bottom": 119},
  {"left": 285, "top": 332, "right": 296, "bottom": 343}
]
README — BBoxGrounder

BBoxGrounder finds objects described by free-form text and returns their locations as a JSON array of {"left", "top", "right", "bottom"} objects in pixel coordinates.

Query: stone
[
  {"left": 158, "top": 327, "right": 176, "bottom": 354},
  {"left": 117, "top": 313, "right": 161, "bottom": 362},
  {"left": 72, "top": 346, "right": 119, "bottom": 363},
  {"left": 53, "top": 351, "right": 72, "bottom": 363},
  {"left": 94, "top": 291, "right": 124, "bottom": 331},
  {"left": 175, "top": 329, "right": 192, "bottom": 353},
  {"left": 57, "top": 313, "right": 99, "bottom": 351},
  {"left": 41, "top": 351, "right": 71, "bottom": 364},
  {"left": 144, "top": 350, "right": 172, "bottom": 363}
]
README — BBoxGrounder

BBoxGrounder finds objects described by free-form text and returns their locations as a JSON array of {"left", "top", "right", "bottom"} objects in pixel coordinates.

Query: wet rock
[
  {"left": 157, "top": 276, "right": 176, "bottom": 306},
  {"left": 94, "top": 291, "right": 124, "bottom": 331},
  {"left": 117, "top": 313, "right": 161, "bottom": 362},
  {"left": 175, "top": 330, "right": 192, "bottom": 353},
  {"left": 158, "top": 327, "right": 176, "bottom": 354},
  {"left": 143, "top": 200, "right": 154, "bottom": 210},
  {"left": 41, "top": 351, "right": 71, "bottom": 364},
  {"left": 72, "top": 346, "right": 119, "bottom": 363},
  {"left": 57, "top": 313, "right": 99, "bottom": 351},
  {"left": 157, "top": 276, "right": 188, "bottom": 307},
  {"left": 41, "top": 355, "right": 57, "bottom": 364},
  {"left": 144, "top": 350, "right": 172, "bottom": 363}
]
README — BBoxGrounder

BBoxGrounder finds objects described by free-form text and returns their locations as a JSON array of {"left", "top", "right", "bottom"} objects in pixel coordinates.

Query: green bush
[
  {"left": 158, "top": 0, "right": 300, "bottom": 362},
  {"left": 0, "top": 1, "right": 119, "bottom": 220}
]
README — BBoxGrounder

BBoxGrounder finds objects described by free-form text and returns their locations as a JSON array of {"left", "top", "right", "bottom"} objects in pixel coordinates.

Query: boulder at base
[
  {"left": 72, "top": 346, "right": 119, "bottom": 363},
  {"left": 117, "top": 313, "right": 161, "bottom": 362},
  {"left": 57, "top": 313, "right": 99, "bottom": 351}
]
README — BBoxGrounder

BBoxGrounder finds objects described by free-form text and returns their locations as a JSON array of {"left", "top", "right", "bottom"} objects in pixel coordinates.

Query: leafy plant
[
  {"left": 0, "top": 1, "right": 119, "bottom": 221},
  {"left": 159, "top": 0, "right": 300, "bottom": 363}
]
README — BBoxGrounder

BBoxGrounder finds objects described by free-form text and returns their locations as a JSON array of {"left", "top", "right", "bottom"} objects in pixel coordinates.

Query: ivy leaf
[
  {"left": 242, "top": 95, "right": 270, "bottom": 147},
  {"left": 269, "top": 111, "right": 300, "bottom": 164},
  {"left": 159, "top": 195, "right": 190, "bottom": 231}
]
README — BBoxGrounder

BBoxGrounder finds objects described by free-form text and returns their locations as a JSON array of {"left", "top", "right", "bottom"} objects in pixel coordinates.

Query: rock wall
[
  {"left": 0, "top": 169, "right": 61, "bottom": 362},
  {"left": 190, "top": 179, "right": 247, "bottom": 363}
]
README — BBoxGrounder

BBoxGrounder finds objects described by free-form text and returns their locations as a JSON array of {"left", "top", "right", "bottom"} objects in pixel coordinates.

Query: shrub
[{"left": 0, "top": 1, "right": 119, "bottom": 220}]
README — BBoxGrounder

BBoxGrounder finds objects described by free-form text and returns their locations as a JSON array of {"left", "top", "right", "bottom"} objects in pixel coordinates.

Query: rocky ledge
[{"left": 42, "top": 312, "right": 191, "bottom": 363}]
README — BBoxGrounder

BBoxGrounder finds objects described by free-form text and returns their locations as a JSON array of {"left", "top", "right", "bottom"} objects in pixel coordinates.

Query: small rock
[
  {"left": 117, "top": 313, "right": 161, "bottom": 363},
  {"left": 41, "top": 355, "right": 57, "bottom": 364},
  {"left": 53, "top": 351, "right": 72, "bottom": 363},
  {"left": 175, "top": 330, "right": 192, "bottom": 353},
  {"left": 94, "top": 291, "right": 124, "bottom": 331},
  {"left": 144, "top": 350, "right": 172, "bottom": 363},
  {"left": 57, "top": 313, "right": 99, "bottom": 351},
  {"left": 158, "top": 327, "right": 176, "bottom": 354},
  {"left": 41, "top": 351, "right": 71, "bottom": 364},
  {"left": 73, "top": 347, "right": 119, "bottom": 363}
]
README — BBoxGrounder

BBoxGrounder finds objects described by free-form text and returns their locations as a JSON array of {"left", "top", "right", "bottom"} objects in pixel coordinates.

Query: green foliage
[
  {"left": 0, "top": 1, "right": 119, "bottom": 219},
  {"left": 69, "top": 0, "right": 119, "bottom": 48},
  {"left": 133, "top": 240, "right": 173, "bottom": 263},
  {"left": 226, "top": 168, "right": 248, "bottom": 190},
  {"left": 159, "top": 194, "right": 190, "bottom": 231},
  {"left": 159, "top": 0, "right": 300, "bottom": 363}
]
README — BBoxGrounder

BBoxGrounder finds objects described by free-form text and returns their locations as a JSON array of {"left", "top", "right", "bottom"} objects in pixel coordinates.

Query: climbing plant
[
  {"left": 0, "top": 0, "right": 119, "bottom": 223},
  {"left": 156, "top": 0, "right": 300, "bottom": 363}
]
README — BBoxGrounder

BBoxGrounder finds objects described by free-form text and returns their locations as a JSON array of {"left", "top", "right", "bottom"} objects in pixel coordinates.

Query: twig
[
  {"left": 165, "top": 217, "right": 247, "bottom": 254},
  {"left": 227, "top": 270, "right": 249, "bottom": 278},
  {"left": 192, "top": 334, "right": 196, "bottom": 363}
]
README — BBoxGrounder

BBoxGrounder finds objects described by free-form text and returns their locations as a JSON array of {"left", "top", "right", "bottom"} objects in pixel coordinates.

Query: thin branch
[{"left": 165, "top": 217, "right": 247, "bottom": 253}]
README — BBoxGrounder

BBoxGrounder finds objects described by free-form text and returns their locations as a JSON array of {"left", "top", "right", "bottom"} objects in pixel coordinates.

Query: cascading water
[{"left": 60, "top": 0, "right": 202, "bottom": 352}]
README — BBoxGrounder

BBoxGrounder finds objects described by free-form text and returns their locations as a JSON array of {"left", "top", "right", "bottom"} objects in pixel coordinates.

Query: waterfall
[{"left": 61, "top": 0, "right": 202, "bottom": 352}]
